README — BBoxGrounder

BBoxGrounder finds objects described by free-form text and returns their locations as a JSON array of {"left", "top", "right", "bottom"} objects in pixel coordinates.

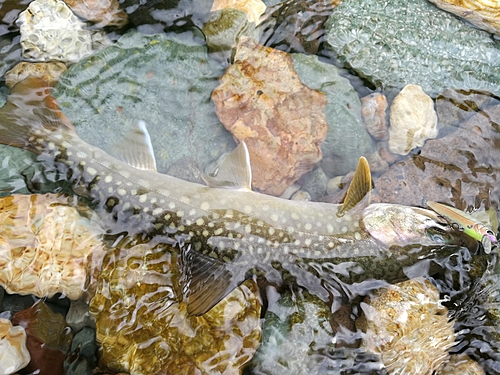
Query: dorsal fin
[
  {"left": 109, "top": 120, "right": 157, "bottom": 171},
  {"left": 337, "top": 156, "right": 372, "bottom": 217},
  {"left": 202, "top": 141, "right": 252, "bottom": 190}
]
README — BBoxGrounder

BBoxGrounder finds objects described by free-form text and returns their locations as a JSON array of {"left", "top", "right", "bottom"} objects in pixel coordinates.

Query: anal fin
[{"left": 182, "top": 247, "right": 247, "bottom": 316}]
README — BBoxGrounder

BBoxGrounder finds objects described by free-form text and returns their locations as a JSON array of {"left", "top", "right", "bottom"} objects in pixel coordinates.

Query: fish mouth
[{"left": 362, "top": 204, "right": 465, "bottom": 248}]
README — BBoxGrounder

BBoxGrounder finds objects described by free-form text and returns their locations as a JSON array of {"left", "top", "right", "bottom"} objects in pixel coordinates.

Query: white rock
[
  {"left": 16, "top": 0, "right": 110, "bottom": 63},
  {"left": 388, "top": 84, "right": 438, "bottom": 155},
  {"left": 0, "top": 318, "right": 30, "bottom": 375}
]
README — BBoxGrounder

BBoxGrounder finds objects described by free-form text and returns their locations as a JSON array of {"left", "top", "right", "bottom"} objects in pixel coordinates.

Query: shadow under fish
[{"left": 0, "top": 78, "right": 482, "bottom": 316}]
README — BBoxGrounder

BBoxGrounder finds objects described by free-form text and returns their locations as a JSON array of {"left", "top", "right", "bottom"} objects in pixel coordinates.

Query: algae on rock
[
  {"left": 52, "top": 30, "right": 235, "bottom": 184},
  {"left": 325, "top": 0, "right": 500, "bottom": 97}
]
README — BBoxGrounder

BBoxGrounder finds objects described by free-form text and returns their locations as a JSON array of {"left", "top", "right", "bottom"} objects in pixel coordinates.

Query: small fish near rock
[
  {"left": 357, "top": 277, "right": 457, "bottom": 375},
  {"left": 0, "top": 193, "right": 106, "bottom": 300},
  {"left": 212, "top": 36, "right": 328, "bottom": 196},
  {"left": 388, "top": 84, "right": 438, "bottom": 155},
  {"left": 0, "top": 318, "right": 30, "bottom": 375},
  {"left": 428, "top": 0, "right": 500, "bottom": 36}
]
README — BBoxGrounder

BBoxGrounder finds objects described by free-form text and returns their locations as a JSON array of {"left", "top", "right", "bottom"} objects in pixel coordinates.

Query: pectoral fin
[
  {"left": 109, "top": 120, "right": 157, "bottom": 171},
  {"left": 182, "top": 246, "right": 247, "bottom": 316},
  {"left": 202, "top": 141, "right": 252, "bottom": 190},
  {"left": 337, "top": 156, "right": 372, "bottom": 217}
]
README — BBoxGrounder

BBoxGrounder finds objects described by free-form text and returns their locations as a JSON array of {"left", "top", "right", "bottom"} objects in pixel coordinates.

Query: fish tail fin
[{"left": 0, "top": 78, "right": 75, "bottom": 154}]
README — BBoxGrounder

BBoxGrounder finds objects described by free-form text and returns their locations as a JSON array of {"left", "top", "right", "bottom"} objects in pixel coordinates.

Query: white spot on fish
[
  {"left": 131, "top": 189, "right": 137, "bottom": 196},
  {"left": 104, "top": 175, "right": 113, "bottom": 183},
  {"left": 341, "top": 226, "right": 348, "bottom": 233},
  {"left": 201, "top": 201, "right": 210, "bottom": 210},
  {"left": 244, "top": 205, "right": 252, "bottom": 214},
  {"left": 287, "top": 227, "right": 295, "bottom": 234},
  {"left": 354, "top": 232, "right": 362, "bottom": 240},
  {"left": 177, "top": 211, "right": 184, "bottom": 218},
  {"left": 48, "top": 142, "right": 55, "bottom": 150},
  {"left": 139, "top": 194, "right": 148, "bottom": 203},
  {"left": 181, "top": 196, "right": 190, "bottom": 204},
  {"left": 196, "top": 218, "right": 205, "bottom": 226},
  {"left": 123, "top": 202, "right": 130, "bottom": 210},
  {"left": 150, "top": 198, "right": 157, "bottom": 204},
  {"left": 294, "top": 240, "right": 301, "bottom": 246},
  {"left": 107, "top": 187, "right": 113, "bottom": 193},
  {"left": 214, "top": 228, "right": 224, "bottom": 236},
  {"left": 291, "top": 212, "right": 299, "bottom": 220},
  {"left": 271, "top": 214, "right": 279, "bottom": 222},
  {"left": 304, "top": 223, "right": 312, "bottom": 231},
  {"left": 327, "top": 224, "right": 334, "bottom": 233},
  {"left": 245, "top": 224, "right": 252, "bottom": 233},
  {"left": 117, "top": 189, "right": 126, "bottom": 196},
  {"left": 269, "top": 227, "right": 275, "bottom": 236},
  {"left": 152, "top": 208, "right": 163, "bottom": 216},
  {"left": 203, "top": 230, "right": 209, "bottom": 237},
  {"left": 212, "top": 213, "right": 220, "bottom": 220},
  {"left": 305, "top": 238, "right": 312, "bottom": 246},
  {"left": 168, "top": 202, "right": 175, "bottom": 209},
  {"left": 87, "top": 167, "right": 97, "bottom": 176},
  {"left": 189, "top": 209, "right": 196, "bottom": 216},
  {"left": 262, "top": 204, "right": 270, "bottom": 211},
  {"left": 328, "top": 242, "right": 335, "bottom": 248},
  {"left": 164, "top": 214, "right": 171, "bottom": 220}
]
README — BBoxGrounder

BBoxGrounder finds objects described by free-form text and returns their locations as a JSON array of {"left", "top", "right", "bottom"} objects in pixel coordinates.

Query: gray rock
[
  {"left": 300, "top": 167, "right": 328, "bottom": 201},
  {"left": 290, "top": 53, "right": 374, "bottom": 177},
  {"left": 66, "top": 299, "right": 94, "bottom": 333},
  {"left": 52, "top": 30, "right": 235, "bottom": 184},
  {"left": 3, "top": 294, "right": 37, "bottom": 315},
  {"left": 71, "top": 327, "right": 97, "bottom": 364},
  {"left": 325, "top": 0, "right": 500, "bottom": 97}
]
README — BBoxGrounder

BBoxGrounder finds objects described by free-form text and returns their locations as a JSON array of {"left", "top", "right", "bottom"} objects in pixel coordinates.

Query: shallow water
[{"left": 0, "top": 0, "right": 499, "bottom": 374}]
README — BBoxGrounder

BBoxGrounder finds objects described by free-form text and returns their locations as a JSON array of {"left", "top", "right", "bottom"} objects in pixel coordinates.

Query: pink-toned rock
[
  {"left": 361, "top": 92, "right": 389, "bottom": 140},
  {"left": 211, "top": 0, "right": 266, "bottom": 24},
  {"left": 212, "top": 37, "right": 328, "bottom": 196},
  {"left": 63, "top": 0, "right": 128, "bottom": 27}
]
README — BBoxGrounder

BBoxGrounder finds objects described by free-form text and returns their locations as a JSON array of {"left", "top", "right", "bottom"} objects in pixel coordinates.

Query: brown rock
[
  {"left": 428, "top": 0, "right": 500, "bottom": 36},
  {"left": 361, "top": 92, "right": 388, "bottom": 140},
  {"left": 358, "top": 278, "right": 456, "bottom": 375},
  {"left": 439, "top": 354, "right": 485, "bottom": 374},
  {"left": 63, "top": 0, "right": 128, "bottom": 27},
  {"left": 12, "top": 301, "right": 73, "bottom": 375},
  {"left": 212, "top": 37, "right": 328, "bottom": 196},
  {"left": 5, "top": 62, "right": 67, "bottom": 88},
  {"left": 211, "top": 0, "right": 266, "bottom": 24},
  {"left": 372, "top": 103, "right": 500, "bottom": 211}
]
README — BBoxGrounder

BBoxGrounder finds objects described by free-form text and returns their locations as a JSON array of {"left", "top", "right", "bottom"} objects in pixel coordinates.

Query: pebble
[
  {"left": 0, "top": 318, "right": 30, "bottom": 375},
  {"left": 361, "top": 92, "right": 389, "bottom": 141}
]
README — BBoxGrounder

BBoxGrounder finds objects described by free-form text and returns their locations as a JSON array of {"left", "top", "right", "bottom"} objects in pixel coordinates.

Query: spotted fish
[{"left": 0, "top": 79, "right": 473, "bottom": 315}]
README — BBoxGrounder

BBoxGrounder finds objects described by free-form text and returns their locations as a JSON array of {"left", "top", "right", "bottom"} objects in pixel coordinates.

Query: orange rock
[
  {"left": 63, "top": 0, "right": 128, "bottom": 28},
  {"left": 212, "top": 37, "right": 328, "bottom": 196},
  {"left": 361, "top": 92, "right": 388, "bottom": 140},
  {"left": 5, "top": 62, "right": 67, "bottom": 88}
]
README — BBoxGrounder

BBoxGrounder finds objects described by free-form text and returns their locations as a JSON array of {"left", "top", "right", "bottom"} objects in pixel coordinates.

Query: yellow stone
[{"left": 211, "top": 0, "right": 266, "bottom": 24}]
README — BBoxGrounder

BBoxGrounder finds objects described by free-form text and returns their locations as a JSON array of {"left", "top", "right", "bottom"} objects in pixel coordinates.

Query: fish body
[{"left": 0, "top": 79, "right": 470, "bottom": 315}]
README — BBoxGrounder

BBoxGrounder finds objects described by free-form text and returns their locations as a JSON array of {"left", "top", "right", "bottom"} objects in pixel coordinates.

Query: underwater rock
[
  {"left": 325, "top": 0, "right": 500, "bottom": 97},
  {"left": 202, "top": 8, "right": 259, "bottom": 65},
  {"left": 361, "top": 92, "right": 389, "bottom": 141},
  {"left": 439, "top": 354, "right": 485, "bottom": 374},
  {"left": 64, "top": 326, "right": 98, "bottom": 375},
  {"left": 250, "top": 288, "right": 336, "bottom": 374},
  {"left": 372, "top": 100, "right": 500, "bottom": 210},
  {"left": 257, "top": 0, "right": 340, "bottom": 54},
  {"left": 5, "top": 61, "right": 67, "bottom": 88},
  {"left": 212, "top": 37, "right": 328, "bottom": 196},
  {"left": 12, "top": 301, "right": 73, "bottom": 375},
  {"left": 16, "top": 0, "right": 109, "bottom": 63},
  {"left": 90, "top": 241, "right": 261, "bottom": 375},
  {"left": 290, "top": 52, "right": 374, "bottom": 177},
  {"left": 388, "top": 84, "right": 438, "bottom": 155},
  {"left": 436, "top": 88, "right": 495, "bottom": 129},
  {"left": 53, "top": 30, "right": 235, "bottom": 185},
  {"left": 299, "top": 167, "right": 328, "bottom": 201},
  {"left": 0, "top": 193, "right": 105, "bottom": 300},
  {"left": 0, "top": 318, "right": 30, "bottom": 374},
  {"left": 0, "top": 34, "right": 22, "bottom": 79},
  {"left": 63, "top": 0, "right": 128, "bottom": 27},
  {"left": 66, "top": 299, "right": 94, "bottom": 333},
  {"left": 211, "top": 0, "right": 266, "bottom": 24},
  {"left": 428, "top": 0, "right": 500, "bottom": 36},
  {"left": 357, "top": 277, "right": 456, "bottom": 375}
]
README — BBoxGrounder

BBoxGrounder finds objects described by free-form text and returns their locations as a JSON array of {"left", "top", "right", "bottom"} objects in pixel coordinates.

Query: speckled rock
[
  {"left": 90, "top": 241, "right": 261, "bottom": 375},
  {"left": 0, "top": 318, "right": 30, "bottom": 374},
  {"left": 212, "top": 37, "right": 328, "bottom": 196},
  {"left": 257, "top": 0, "right": 340, "bottom": 54},
  {"left": 388, "top": 84, "right": 438, "bottom": 155},
  {"left": 16, "top": 0, "right": 109, "bottom": 63},
  {"left": 63, "top": 0, "right": 128, "bottom": 27},
  {"left": 357, "top": 277, "right": 456, "bottom": 375},
  {"left": 290, "top": 53, "right": 374, "bottom": 177},
  {"left": 361, "top": 92, "right": 388, "bottom": 141},
  {"left": 211, "top": 0, "right": 266, "bottom": 24},
  {"left": 250, "top": 289, "right": 336, "bottom": 374},
  {"left": 12, "top": 301, "right": 73, "bottom": 375},
  {"left": 0, "top": 194, "right": 105, "bottom": 299},
  {"left": 53, "top": 30, "right": 235, "bottom": 185},
  {"left": 428, "top": 0, "right": 500, "bottom": 36},
  {"left": 372, "top": 99, "right": 500, "bottom": 210},
  {"left": 325, "top": 0, "right": 500, "bottom": 97},
  {"left": 439, "top": 354, "right": 485, "bottom": 374},
  {"left": 5, "top": 62, "right": 67, "bottom": 88}
]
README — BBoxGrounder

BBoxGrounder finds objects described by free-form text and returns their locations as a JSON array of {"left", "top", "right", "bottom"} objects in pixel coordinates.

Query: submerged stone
[
  {"left": 53, "top": 30, "right": 235, "bottom": 184},
  {"left": 325, "top": 0, "right": 500, "bottom": 97},
  {"left": 357, "top": 278, "right": 456, "bottom": 375},
  {"left": 212, "top": 37, "right": 328, "bottom": 196},
  {"left": 90, "top": 241, "right": 261, "bottom": 375},
  {"left": 361, "top": 92, "right": 389, "bottom": 141},
  {"left": 5, "top": 61, "right": 67, "bottom": 88},
  {"left": 211, "top": 0, "right": 266, "bottom": 24},
  {"left": 0, "top": 318, "right": 30, "bottom": 374},
  {"left": 63, "top": 0, "right": 128, "bottom": 28}
]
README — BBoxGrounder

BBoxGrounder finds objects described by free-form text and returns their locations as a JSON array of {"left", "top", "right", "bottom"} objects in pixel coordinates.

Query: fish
[
  {"left": 427, "top": 201, "right": 497, "bottom": 253},
  {"left": 0, "top": 78, "right": 473, "bottom": 316}
]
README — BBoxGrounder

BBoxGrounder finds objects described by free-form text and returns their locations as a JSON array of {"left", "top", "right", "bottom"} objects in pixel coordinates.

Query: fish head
[{"left": 362, "top": 203, "right": 473, "bottom": 248}]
